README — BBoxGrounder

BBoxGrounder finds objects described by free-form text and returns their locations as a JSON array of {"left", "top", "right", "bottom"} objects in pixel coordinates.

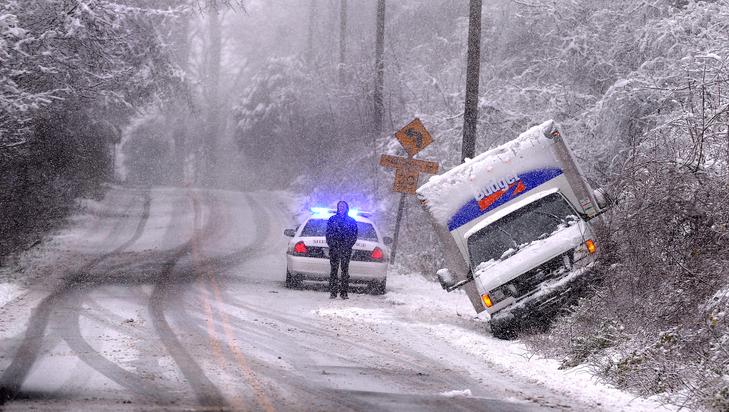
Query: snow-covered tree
[{"left": 0, "top": 0, "right": 184, "bottom": 259}]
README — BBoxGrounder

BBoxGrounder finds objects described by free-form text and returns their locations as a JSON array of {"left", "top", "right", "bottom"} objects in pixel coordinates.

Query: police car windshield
[
  {"left": 467, "top": 193, "right": 577, "bottom": 266},
  {"left": 301, "top": 219, "right": 379, "bottom": 241}
]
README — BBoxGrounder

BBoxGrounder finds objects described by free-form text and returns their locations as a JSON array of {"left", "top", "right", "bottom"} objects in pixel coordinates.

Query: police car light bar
[
  {"left": 310, "top": 207, "right": 334, "bottom": 217},
  {"left": 310, "top": 207, "right": 372, "bottom": 219}
]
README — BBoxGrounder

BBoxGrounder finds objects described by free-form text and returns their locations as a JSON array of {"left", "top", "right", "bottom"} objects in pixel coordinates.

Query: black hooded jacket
[{"left": 326, "top": 205, "right": 358, "bottom": 251}]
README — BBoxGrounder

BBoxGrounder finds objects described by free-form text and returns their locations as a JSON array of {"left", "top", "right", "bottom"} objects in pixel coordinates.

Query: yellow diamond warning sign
[{"left": 395, "top": 118, "right": 433, "bottom": 158}]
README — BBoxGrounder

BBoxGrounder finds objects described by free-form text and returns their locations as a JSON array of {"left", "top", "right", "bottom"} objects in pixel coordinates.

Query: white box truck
[{"left": 416, "top": 120, "right": 610, "bottom": 339}]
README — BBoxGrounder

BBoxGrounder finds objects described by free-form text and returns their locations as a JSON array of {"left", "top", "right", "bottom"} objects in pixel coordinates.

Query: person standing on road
[{"left": 326, "top": 201, "right": 358, "bottom": 299}]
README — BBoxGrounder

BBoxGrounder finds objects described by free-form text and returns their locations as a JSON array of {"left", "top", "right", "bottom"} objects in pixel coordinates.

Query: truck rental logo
[
  {"left": 475, "top": 174, "right": 525, "bottom": 211},
  {"left": 448, "top": 168, "right": 564, "bottom": 231}
]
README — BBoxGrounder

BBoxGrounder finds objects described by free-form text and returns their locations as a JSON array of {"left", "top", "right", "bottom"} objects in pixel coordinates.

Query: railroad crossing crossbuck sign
[{"left": 380, "top": 118, "right": 439, "bottom": 194}]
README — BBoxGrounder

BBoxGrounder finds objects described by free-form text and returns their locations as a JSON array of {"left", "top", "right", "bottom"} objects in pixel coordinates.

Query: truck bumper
[{"left": 490, "top": 264, "right": 599, "bottom": 324}]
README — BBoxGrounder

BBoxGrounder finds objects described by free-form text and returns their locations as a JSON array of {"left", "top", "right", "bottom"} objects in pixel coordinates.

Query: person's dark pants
[{"left": 329, "top": 248, "right": 352, "bottom": 296}]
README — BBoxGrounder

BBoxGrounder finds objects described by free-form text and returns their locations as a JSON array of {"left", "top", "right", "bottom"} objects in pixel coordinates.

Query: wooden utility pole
[
  {"left": 338, "top": 0, "right": 347, "bottom": 85},
  {"left": 461, "top": 0, "right": 482, "bottom": 162},
  {"left": 373, "top": 0, "right": 386, "bottom": 134},
  {"left": 307, "top": 0, "right": 317, "bottom": 62}
]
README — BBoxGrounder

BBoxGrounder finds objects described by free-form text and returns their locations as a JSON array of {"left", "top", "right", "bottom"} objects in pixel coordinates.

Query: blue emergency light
[
  {"left": 310, "top": 207, "right": 370, "bottom": 219},
  {"left": 310, "top": 207, "right": 334, "bottom": 218}
]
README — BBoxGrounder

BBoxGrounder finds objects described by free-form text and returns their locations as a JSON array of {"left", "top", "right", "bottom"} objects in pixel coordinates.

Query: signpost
[{"left": 380, "top": 118, "right": 439, "bottom": 263}]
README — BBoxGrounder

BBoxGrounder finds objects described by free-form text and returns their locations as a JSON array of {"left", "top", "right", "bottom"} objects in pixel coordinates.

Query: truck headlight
[
  {"left": 483, "top": 287, "right": 509, "bottom": 307},
  {"left": 574, "top": 239, "right": 597, "bottom": 261},
  {"left": 481, "top": 293, "right": 494, "bottom": 308},
  {"left": 585, "top": 239, "right": 596, "bottom": 254}
]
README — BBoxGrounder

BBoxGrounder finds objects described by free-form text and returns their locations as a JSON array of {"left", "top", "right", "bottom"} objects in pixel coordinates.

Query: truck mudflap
[{"left": 489, "top": 261, "right": 600, "bottom": 339}]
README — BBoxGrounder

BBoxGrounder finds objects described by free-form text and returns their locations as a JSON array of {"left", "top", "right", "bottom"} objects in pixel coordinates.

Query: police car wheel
[
  {"left": 285, "top": 271, "right": 300, "bottom": 289},
  {"left": 370, "top": 279, "right": 386, "bottom": 295}
]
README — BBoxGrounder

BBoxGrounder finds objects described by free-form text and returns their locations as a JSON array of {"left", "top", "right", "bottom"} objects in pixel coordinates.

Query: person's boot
[
  {"left": 330, "top": 293, "right": 337, "bottom": 299},
  {"left": 340, "top": 293, "right": 348, "bottom": 300}
]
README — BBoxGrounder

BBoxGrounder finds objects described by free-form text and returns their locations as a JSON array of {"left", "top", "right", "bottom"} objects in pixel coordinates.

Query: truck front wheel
[{"left": 490, "top": 317, "right": 518, "bottom": 340}]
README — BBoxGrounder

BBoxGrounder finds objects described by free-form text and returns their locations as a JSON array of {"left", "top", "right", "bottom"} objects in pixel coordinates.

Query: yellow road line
[
  {"left": 191, "top": 190, "right": 248, "bottom": 411},
  {"left": 207, "top": 262, "right": 276, "bottom": 412},
  {"left": 191, "top": 190, "right": 275, "bottom": 412}
]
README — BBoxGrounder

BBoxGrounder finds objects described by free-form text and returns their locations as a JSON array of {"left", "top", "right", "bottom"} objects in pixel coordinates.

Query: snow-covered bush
[
  {"left": 496, "top": 1, "right": 729, "bottom": 409},
  {"left": 0, "top": 0, "right": 181, "bottom": 148},
  {"left": 0, "top": 0, "right": 183, "bottom": 260}
]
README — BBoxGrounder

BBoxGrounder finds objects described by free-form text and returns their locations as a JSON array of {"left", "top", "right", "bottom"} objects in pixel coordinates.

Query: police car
[{"left": 284, "top": 208, "right": 392, "bottom": 294}]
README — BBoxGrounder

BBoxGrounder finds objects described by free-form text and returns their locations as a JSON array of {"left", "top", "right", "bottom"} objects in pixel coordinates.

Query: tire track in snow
[
  {"left": 0, "top": 190, "right": 152, "bottom": 404},
  {"left": 146, "top": 190, "right": 229, "bottom": 409},
  {"left": 0, "top": 189, "right": 138, "bottom": 312}
]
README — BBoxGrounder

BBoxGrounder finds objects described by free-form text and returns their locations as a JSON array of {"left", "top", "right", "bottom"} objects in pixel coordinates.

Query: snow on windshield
[{"left": 467, "top": 193, "right": 578, "bottom": 267}]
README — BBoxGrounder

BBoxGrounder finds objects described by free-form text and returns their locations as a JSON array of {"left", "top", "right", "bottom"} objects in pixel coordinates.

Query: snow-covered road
[{"left": 0, "top": 187, "right": 670, "bottom": 411}]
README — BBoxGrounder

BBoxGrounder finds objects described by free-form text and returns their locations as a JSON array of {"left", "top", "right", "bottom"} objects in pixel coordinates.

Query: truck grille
[{"left": 501, "top": 253, "right": 571, "bottom": 300}]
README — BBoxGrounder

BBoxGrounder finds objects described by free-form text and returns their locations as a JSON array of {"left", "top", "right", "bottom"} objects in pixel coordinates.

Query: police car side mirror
[
  {"left": 383, "top": 236, "right": 393, "bottom": 245},
  {"left": 284, "top": 228, "right": 296, "bottom": 237}
]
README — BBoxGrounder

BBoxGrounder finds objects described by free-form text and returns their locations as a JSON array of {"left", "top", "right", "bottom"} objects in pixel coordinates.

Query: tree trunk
[
  {"left": 204, "top": 4, "right": 222, "bottom": 184},
  {"left": 461, "top": 0, "right": 482, "bottom": 162},
  {"left": 373, "top": 0, "right": 386, "bottom": 134},
  {"left": 173, "top": 13, "right": 191, "bottom": 184},
  {"left": 328, "top": 0, "right": 337, "bottom": 66},
  {"left": 338, "top": 0, "right": 347, "bottom": 86}
]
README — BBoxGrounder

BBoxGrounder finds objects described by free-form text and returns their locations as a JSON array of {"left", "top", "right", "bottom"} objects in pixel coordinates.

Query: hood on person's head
[{"left": 336, "top": 201, "right": 349, "bottom": 216}]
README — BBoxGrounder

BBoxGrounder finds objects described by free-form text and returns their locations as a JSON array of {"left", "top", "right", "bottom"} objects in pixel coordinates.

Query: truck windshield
[{"left": 467, "top": 193, "right": 578, "bottom": 266}]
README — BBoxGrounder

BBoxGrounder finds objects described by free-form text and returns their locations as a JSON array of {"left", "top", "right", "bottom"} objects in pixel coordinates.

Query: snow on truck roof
[{"left": 416, "top": 120, "right": 561, "bottom": 226}]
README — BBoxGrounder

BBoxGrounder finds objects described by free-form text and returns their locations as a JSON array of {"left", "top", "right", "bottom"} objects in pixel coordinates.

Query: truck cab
[{"left": 417, "top": 120, "right": 610, "bottom": 339}]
